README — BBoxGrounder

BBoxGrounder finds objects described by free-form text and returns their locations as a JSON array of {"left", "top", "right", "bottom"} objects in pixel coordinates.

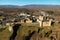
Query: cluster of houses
[
  {"left": 17, "top": 11, "right": 54, "bottom": 27},
  {"left": 0, "top": 17, "right": 14, "bottom": 28},
  {"left": 0, "top": 11, "right": 54, "bottom": 29}
]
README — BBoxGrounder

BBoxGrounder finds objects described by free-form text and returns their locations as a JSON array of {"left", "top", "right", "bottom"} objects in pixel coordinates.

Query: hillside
[{"left": 0, "top": 23, "right": 60, "bottom": 40}]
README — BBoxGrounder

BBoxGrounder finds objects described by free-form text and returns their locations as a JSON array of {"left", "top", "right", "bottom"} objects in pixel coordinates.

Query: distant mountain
[
  {"left": 0, "top": 5, "right": 20, "bottom": 8},
  {"left": 0, "top": 5, "right": 60, "bottom": 9},
  {"left": 21, "top": 5, "right": 60, "bottom": 9}
]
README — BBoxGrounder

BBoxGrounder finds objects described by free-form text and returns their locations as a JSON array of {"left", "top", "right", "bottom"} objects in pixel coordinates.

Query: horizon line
[{"left": 0, "top": 4, "right": 60, "bottom": 6}]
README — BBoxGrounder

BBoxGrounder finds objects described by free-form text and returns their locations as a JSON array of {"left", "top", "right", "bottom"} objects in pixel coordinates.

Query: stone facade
[
  {"left": 39, "top": 15, "right": 44, "bottom": 21},
  {"left": 37, "top": 15, "right": 52, "bottom": 27},
  {"left": 43, "top": 20, "right": 52, "bottom": 27},
  {"left": 25, "top": 18, "right": 32, "bottom": 23}
]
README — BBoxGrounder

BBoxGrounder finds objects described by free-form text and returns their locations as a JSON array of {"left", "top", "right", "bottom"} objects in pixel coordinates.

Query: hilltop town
[
  {"left": 0, "top": 8, "right": 60, "bottom": 40},
  {"left": 0, "top": 10, "right": 55, "bottom": 28}
]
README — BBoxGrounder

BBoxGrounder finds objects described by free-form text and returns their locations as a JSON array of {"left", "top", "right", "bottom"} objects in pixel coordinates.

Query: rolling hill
[{"left": 0, "top": 5, "right": 60, "bottom": 9}]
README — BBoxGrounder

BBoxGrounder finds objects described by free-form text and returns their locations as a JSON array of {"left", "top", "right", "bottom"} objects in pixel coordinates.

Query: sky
[{"left": 0, "top": 0, "right": 60, "bottom": 6}]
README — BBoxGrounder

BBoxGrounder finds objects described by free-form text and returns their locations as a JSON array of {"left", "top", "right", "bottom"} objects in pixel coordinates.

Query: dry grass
[
  {"left": 0, "top": 27, "right": 12, "bottom": 40},
  {"left": 0, "top": 23, "right": 60, "bottom": 40}
]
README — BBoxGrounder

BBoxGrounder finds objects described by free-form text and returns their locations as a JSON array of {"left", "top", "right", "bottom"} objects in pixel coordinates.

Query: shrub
[
  {"left": 0, "top": 27, "right": 6, "bottom": 32},
  {"left": 46, "top": 10, "right": 54, "bottom": 15},
  {"left": 44, "top": 30, "right": 52, "bottom": 37}
]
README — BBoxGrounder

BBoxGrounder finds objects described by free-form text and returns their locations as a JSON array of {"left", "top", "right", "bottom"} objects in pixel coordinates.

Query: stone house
[
  {"left": 20, "top": 19, "right": 25, "bottom": 23},
  {"left": 39, "top": 15, "right": 44, "bottom": 21},
  {"left": 43, "top": 20, "right": 52, "bottom": 27},
  {"left": 37, "top": 19, "right": 42, "bottom": 27},
  {"left": 19, "top": 13, "right": 26, "bottom": 16},
  {"left": 23, "top": 18, "right": 32, "bottom": 23},
  {"left": 6, "top": 22, "right": 14, "bottom": 26},
  {"left": 37, "top": 14, "right": 53, "bottom": 27},
  {"left": 37, "top": 19, "right": 52, "bottom": 27}
]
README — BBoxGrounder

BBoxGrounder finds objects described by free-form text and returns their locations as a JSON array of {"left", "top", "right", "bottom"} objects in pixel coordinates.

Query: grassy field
[
  {"left": 0, "top": 27, "right": 12, "bottom": 40},
  {"left": 15, "top": 23, "right": 40, "bottom": 40},
  {"left": 0, "top": 23, "right": 60, "bottom": 40}
]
